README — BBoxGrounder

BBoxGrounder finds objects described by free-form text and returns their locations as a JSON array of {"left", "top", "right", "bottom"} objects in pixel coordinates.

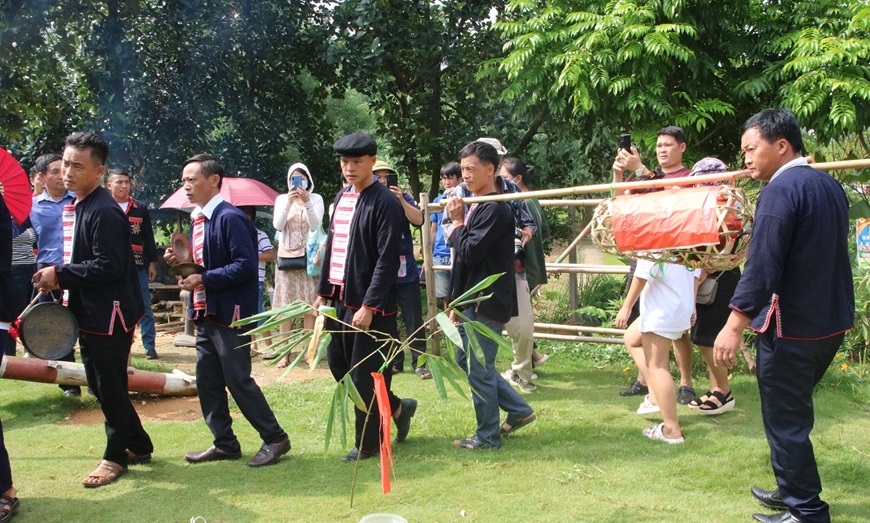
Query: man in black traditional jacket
[
  {"left": 446, "top": 141, "right": 535, "bottom": 450},
  {"left": 33, "top": 132, "right": 152, "bottom": 488},
  {"left": 315, "top": 133, "right": 417, "bottom": 463}
]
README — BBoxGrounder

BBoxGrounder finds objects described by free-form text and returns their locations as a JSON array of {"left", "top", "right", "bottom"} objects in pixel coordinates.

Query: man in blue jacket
[
  {"left": 166, "top": 154, "right": 290, "bottom": 468},
  {"left": 714, "top": 109, "right": 854, "bottom": 523}
]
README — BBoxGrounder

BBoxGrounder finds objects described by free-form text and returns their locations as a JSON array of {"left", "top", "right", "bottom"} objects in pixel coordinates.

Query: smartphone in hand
[
  {"left": 291, "top": 175, "right": 303, "bottom": 189},
  {"left": 386, "top": 173, "right": 399, "bottom": 188},
  {"left": 619, "top": 133, "right": 631, "bottom": 152}
]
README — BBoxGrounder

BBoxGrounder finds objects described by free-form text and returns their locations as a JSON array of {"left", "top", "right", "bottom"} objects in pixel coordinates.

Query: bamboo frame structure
[{"left": 419, "top": 158, "right": 870, "bottom": 349}]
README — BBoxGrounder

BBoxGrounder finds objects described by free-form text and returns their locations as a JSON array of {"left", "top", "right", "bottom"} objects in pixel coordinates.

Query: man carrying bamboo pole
[{"left": 446, "top": 140, "right": 536, "bottom": 450}]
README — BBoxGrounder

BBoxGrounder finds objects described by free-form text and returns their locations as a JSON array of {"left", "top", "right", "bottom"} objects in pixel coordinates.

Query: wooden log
[{"left": 0, "top": 356, "right": 197, "bottom": 396}]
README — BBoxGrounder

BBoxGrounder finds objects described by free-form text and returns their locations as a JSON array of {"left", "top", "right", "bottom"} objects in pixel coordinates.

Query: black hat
[{"left": 333, "top": 133, "right": 377, "bottom": 157}]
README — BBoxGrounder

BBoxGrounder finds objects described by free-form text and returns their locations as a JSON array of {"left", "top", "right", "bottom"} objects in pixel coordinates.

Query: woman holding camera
[{"left": 272, "top": 163, "right": 324, "bottom": 367}]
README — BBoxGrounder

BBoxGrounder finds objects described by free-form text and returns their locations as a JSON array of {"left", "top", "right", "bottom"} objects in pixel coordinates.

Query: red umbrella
[
  {"left": 0, "top": 148, "right": 33, "bottom": 225},
  {"left": 160, "top": 177, "right": 280, "bottom": 210}
]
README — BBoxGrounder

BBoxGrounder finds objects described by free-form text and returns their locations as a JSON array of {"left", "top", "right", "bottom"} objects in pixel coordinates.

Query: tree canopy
[{"left": 1, "top": 0, "right": 867, "bottom": 208}]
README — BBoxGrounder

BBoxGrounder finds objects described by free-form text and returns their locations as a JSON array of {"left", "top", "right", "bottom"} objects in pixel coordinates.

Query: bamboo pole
[
  {"left": 545, "top": 264, "right": 630, "bottom": 274},
  {"left": 555, "top": 222, "right": 593, "bottom": 263},
  {"left": 426, "top": 159, "right": 870, "bottom": 207},
  {"left": 419, "top": 192, "right": 441, "bottom": 356},
  {"left": 531, "top": 333, "right": 624, "bottom": 344},
  {"left": 539, "top": 199, "right": 603, "bottom": 207},
  {"left": 534, "top": 322, "right": 625, "bottom": 335}
]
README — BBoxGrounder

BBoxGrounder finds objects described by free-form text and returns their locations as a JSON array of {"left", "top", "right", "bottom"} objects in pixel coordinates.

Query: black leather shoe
[
  {"left": 751, "top": 486, "right": 788, "bottom": 510},
  {"left": 126, "top": 450, "right": 152, "bottom": 465},
  {"left": 184, "top": 446, "right": 242, "bottom": 464},
  {"left": 341, "top": 447, "right": 378, "bottom": 463},
  {"left": 752, "top": 511, "right": 803, "bottom": 523},
  {"left": 248, "top": 438, "right": 291, "bottom": 467},
  {"left": 393, "top": 398, "right": 418, "bottom": 444}
]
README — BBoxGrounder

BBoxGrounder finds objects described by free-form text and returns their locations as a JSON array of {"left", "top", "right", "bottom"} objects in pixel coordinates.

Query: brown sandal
[
  {"left": 500, "top": 412, "right": 537, "bottom": 435},
  {"left": 82, "top": 460, "right": 127, "bottom": 488},
  {"left": 0, "top": 492, "right": 19, "bottom": 523}
]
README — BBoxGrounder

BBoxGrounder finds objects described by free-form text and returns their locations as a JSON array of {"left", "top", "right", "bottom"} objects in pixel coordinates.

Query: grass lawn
[{"left": 1, "top": 348, "right": 868, "bottom": 523}]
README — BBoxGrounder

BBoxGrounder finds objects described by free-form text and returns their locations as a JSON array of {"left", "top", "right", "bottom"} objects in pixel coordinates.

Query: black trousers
[
  {"left": 0, "top": 418, "right": 10, "bottom": 495},
  {"left": 0, "top": 353, "right": 12, "bottom": 494},
  {"left": 326, "top": 301, "right": 401, "bottom": 454},
  {"left": 79, "top": 329, "right": 153, "bottom": 467},
  {"left": 195, "top": 319, "right": 286, "bottom": 452},
  {"left": 391, "top": 281, "right": 427, "bottom": 370},
  {"left": 756, "top": 329, "right": 843, "bottom": 523}
]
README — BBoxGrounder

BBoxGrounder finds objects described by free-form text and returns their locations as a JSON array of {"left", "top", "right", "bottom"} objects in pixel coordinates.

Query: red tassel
[
  {"left": 8, "top": 319, "right": 20, "bottom": 341},
  {"left": 371, "top": 371, "right": 393, "bottom": 494}
]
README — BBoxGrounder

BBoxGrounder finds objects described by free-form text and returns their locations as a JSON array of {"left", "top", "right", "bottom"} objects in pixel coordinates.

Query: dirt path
[{"left": 65, "top": 330, "right": 332, "bottom": 426}]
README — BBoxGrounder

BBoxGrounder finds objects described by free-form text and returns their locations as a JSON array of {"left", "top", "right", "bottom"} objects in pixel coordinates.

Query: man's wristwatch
[{"left": 635, "top": 167, "right": 650, "bottom": 178}]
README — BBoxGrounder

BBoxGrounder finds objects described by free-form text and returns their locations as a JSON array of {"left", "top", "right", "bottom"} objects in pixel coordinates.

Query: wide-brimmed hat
[{"left": 372, "top": 160, "right": 396, "bottom": 174}]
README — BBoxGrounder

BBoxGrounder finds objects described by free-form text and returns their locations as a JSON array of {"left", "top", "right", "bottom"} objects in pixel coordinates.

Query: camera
[{"left": 514, "top": 228, "right": 525, "bottom": 259}]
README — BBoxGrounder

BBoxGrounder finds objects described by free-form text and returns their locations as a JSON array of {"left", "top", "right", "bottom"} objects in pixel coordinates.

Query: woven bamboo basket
[{"left": 591, "top": 185, "right": 753, "bottom": 272}]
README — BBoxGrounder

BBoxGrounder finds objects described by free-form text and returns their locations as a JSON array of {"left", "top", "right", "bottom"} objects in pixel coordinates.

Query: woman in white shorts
[{"left": 632, "top": 258, "right": 699, "bottom": 444}]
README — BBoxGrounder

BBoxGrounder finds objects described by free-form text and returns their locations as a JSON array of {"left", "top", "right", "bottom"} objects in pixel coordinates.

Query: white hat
[{"left": 476, "top": 137, "right": 508, "bottom": 156}]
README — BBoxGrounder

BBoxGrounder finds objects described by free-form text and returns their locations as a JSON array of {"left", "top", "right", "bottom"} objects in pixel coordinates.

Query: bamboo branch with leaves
[{"left": 231, "top": 273, "right": 508, "bottom": 484}]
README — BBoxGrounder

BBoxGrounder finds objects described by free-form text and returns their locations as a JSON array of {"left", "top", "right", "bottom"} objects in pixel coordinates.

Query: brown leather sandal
[
  {"left": 0, "top": 493, "right": 19, "bottom": 523},
  {"left": 82, "top": 460, "right": 127, "bottom": 488}
]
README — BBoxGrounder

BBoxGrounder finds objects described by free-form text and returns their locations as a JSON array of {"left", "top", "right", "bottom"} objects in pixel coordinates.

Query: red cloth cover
[{"left": 611, "top": 186, "right": 721, "bottom": 252}]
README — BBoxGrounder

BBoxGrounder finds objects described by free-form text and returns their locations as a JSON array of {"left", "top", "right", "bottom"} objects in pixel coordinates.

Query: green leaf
[
  {"left": 464, "top": 323, "right": 486, "bottom": 368},
  {"left": 470, "top": 317, "right": 513, "bottom": 354},
  {"left": 342, "top": 373, "right": 367, "bottom": 412},
  {"left": 309, "top": 333, "right": 332, "bottom": 372},
  {"left": 447, "top": 273, "right": 505, "bottom": 309},
  {"left": 435, "top": 311, "right": 463, "bottom": 349},
  {"left": 325, "top": 384, "right": 347, "bottom": 452}
]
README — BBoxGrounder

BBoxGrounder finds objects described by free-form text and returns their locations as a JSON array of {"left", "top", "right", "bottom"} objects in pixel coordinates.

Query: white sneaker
[
  {"left": 502, "top": 369, "right": 538, "bottom": 381},
  {"left": 637, "top": 395, "right": 661, "bottom": 415},
  {"left": 502, "top": 371, "right": 537, "bottom": 393}
]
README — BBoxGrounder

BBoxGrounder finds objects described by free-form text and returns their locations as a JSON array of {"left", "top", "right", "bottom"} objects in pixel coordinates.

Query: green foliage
[
  {"left": 495, "top": 0, "right": 870, "bottom": 177},
  {"left": 0, "top": 0, "right": 356, "bottom": 206},
  {"left": 846, "top": 268, "right": 870, "bottom": 376},
  {"left": 535, "top": 273, "right": 624, "bottom": 326},
  {"left": 324, "top": 0, "right": 511, "bottom": 198}
]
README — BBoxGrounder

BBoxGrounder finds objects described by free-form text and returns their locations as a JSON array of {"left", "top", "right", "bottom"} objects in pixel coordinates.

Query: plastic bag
[{"left": 306, "top": 226, "right": 327, "bottom": 278}]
